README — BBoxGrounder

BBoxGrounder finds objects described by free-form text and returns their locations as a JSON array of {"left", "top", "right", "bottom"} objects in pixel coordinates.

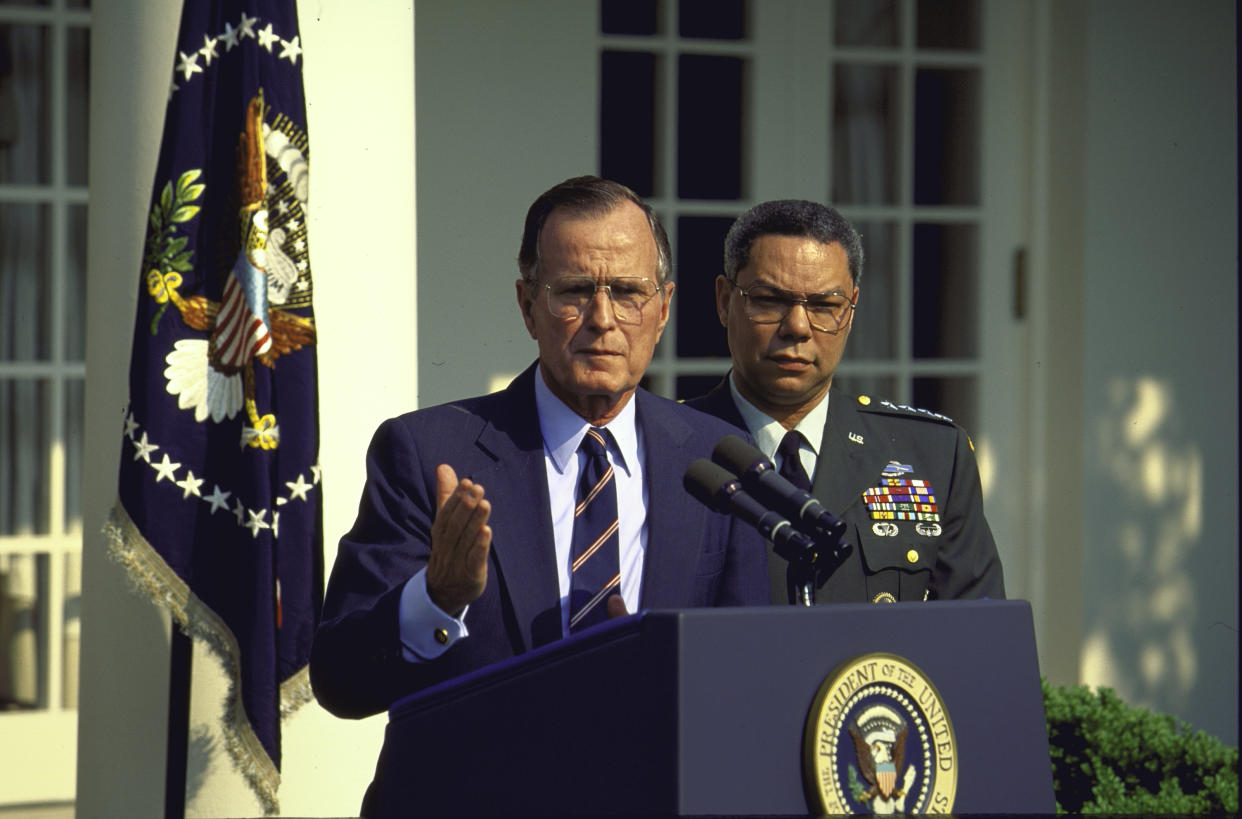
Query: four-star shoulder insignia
[{"left": 857, "top": 395, "right": 955, "bottom": 425}]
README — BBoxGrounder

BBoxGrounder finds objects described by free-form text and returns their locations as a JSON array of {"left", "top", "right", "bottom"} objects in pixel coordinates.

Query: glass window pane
[
  {"left": 679, "top": 0, "right": 745, "bottom": 40},
  {"left": 65, "top": 204, "right": 87, "bottom": 361},
  {"left": 834, "top": 373, "right": 896, "bottom": 402},
  {"left": 677, "top": 54, "right": 744, "bottom": 200},
  {"left": 833, "top": 64, "right": 900, "bottom": 205},
  {"left": 0, "top": 379, "right": 51, "bottom": 536},
  {"left": 845, "top": 220, "right": 897, "bottom": 359},
  {"left": 916, "top": 0, "right": 980, "bottom": 50},
  {"left": 912, "top": 375, "right": 977, "bottom": 435},
  {"left": 602, "top": 0, "right": 658, "bottom": 35},
  {"left": 66, "top": 26, "right": 89, "bottom": 186},
  {"left": 912, "top": 222, "right": 977, "bottom": 359},
  {"left": 0, "top": 552, "right": 49, "bottom": 710},
  {"left": 0, "top": 203, "right": 52, "bottom": 362},
  {"left": 64, "top": 377, "right": 83, "bottom": 531},
  {"left": 675, "top": 214, "right": 734, "bottom": 358},
  {"left": 63, "top": 549, "right": 80, "bottom": 708},
  {"left": 835, "top": 0, "right": 899, "bottom": 47},
  {"left": 913, "top": 67, "right": 979, "bottom": 206},
  {"left": 600, "top": 50, "right": 658, "bottom": 198},
  {"left": 0, "top": 25, "right": 51, "bottom": 185},
  {"left": 676, "top": 373, "right": 725, "bottom": 401}
]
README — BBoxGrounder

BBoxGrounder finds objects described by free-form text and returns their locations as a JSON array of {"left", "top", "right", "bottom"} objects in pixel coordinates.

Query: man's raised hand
[{"left": 425, "top": 464, "right": 492, "bottom": 616}]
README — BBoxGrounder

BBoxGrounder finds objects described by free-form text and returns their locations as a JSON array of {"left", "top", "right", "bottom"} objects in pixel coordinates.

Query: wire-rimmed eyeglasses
[
  {"left": 728, "top": 280, "right": 855, "bottom": 334},
  {"left": 542, "top": 276, "right": 663, "bottom": 324}
]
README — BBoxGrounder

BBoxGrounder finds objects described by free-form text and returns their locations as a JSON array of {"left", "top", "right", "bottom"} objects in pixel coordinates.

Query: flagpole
[{"left": 165, "top": 627, "right": 193, "bottom": 819}]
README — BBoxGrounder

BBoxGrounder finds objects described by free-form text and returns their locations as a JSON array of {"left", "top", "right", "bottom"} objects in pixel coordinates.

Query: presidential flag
[{"left": 105, "top": 1, "right": 322, "bottom": 811}]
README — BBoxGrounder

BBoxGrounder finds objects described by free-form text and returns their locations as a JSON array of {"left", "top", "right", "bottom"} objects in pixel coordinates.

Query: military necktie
[{"left": 777, "top": 429, "right": 813, "bottom": 492}]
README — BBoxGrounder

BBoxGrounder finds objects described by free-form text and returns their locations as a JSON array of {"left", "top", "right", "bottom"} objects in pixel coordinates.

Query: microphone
[
  {"left": 683, "top": 459, "right": 817, "bottom": 563},
  {"left": 711, "top": 434, "right": 847, "bottom": 543}
]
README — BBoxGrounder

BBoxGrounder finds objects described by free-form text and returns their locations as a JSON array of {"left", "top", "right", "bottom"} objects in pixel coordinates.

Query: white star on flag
[
  {"left": 152, "top": 453, "right": 182, "bottom": 483},
  {"left": 177, "top": 470, "right": 205, "bottom": 499},
  {"left": 238, "top": 13, "right": 258, "bottom": 40},
  {"left": 245, "top": 509, "right": 271, "bottom": 537},
  {"left": 176, "top": 50, "right": 203, "bottom": 81},
  {"left": 286, "top": 474, "right": 313, "bottom": 501},
  {"left": 199, "top": 34, "right": 219, "bottom": 65},
  {"left": 131, "top": 432, "right": 158, "bottom": 463},
  {"left": 204, "top": 485, "right": 232, "bottom": 513},
  {"left": 220, "top": 21, "right": 241, "bottom": 50},
  {"left": 279, "top": 35, "right": 303, "bottom": 65},
  {"left": 257, "top": 23, "right": 279, "bottom": 52}
]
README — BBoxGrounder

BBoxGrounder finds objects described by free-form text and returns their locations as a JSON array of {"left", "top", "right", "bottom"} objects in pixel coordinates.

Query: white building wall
[{"left": 1076, "top": 0, "right": 1237, "bottom": 743}]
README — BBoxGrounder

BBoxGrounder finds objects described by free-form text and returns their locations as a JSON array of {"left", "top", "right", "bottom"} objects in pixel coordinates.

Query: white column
[{"left": 78, "top": 2, "right": 416, "bottom": 815}]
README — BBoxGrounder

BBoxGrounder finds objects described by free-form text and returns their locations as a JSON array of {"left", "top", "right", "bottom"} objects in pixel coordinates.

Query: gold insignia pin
[
  {"left": 849, "top": 432, "right": 864, "bottom": 445},
  {"left": 858, "top": 395, "right": 871, "bottom": 406}
]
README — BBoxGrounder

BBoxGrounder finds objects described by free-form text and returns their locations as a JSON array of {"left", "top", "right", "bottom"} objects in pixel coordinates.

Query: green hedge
[{"left": 1043, "top": 679, "right": 1239, "bottom": 814}]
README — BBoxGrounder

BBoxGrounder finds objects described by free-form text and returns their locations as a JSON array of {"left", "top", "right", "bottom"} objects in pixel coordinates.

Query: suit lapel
[
  {"left": 470, "top": 365, "right": 561, "bottom": 649},
  {"left": 689, "top": 377, "right": 747, "bottom": 430},
  {"left": 634, "top": 391, "right": 700, "bottom": 609}
]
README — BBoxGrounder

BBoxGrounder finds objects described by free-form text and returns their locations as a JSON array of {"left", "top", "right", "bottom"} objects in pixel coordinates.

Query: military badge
[
  {"left": 863, "top": 478, "right": 941, "bottom": 523},
  {"left": 804, "top": 653, "right": 958, "bottom": 814}
]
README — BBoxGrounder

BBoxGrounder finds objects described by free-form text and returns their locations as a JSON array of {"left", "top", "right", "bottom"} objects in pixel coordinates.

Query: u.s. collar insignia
[
  {"left": 849, "top": 432, "right": 865, "bottom": 445},
  {"left": 803, "top": 653, "right": 958, "bottom": 815}
]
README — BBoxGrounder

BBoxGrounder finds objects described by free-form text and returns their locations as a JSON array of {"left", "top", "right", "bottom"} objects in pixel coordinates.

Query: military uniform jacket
[{"left": 686, "top": 379, "right": 1005, "bottom": 604}]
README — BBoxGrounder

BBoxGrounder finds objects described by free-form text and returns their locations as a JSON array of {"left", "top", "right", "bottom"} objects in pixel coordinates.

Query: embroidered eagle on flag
[{"left": 153, "top": 92, "right": 315, "bottom": 449}]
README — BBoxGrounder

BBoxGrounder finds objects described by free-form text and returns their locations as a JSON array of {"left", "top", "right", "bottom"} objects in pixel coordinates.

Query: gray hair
[{"left": 518, "top": 175, "right": 671, "bottom": 284}]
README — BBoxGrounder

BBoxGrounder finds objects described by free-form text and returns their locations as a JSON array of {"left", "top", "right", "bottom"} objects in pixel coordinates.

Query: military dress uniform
[{"left": 687, "top": 379, "right": 1006, "bottom": 604}]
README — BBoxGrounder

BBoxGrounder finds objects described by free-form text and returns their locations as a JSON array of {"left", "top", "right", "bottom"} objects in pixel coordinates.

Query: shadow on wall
[{"left": 1080, "top": 376, "right": 1230, "bottom": 738}]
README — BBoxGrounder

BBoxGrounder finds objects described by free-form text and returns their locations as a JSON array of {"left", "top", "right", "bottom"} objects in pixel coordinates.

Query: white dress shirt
[{"left": 727, "top": 375, "right": 829, "bottom": 479}]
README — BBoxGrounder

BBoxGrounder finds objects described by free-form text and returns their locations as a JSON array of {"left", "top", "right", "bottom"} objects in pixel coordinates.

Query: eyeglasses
[
  {"left": 542, "top": 276, "right": 663, "bottom": 324},
  {"left": 728, "top": 280, "right": 855, "bottom": 334}
]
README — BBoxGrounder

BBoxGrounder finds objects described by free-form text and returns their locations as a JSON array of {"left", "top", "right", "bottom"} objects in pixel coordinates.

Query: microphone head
[
  {"left": 712, "top": 434, "right": 771, "bottom": 476},
  {"left": 683, "top": 458, "right": 739, "bottom": 513}
]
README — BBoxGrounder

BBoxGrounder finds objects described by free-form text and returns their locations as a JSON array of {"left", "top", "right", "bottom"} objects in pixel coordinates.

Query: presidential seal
[{"left": 803, "top": 653, "right": 957, "bottom": 814}]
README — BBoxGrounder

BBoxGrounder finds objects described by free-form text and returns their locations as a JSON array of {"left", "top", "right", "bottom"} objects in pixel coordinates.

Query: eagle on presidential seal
[
  {"left": 848, "top": 703, "right": 913, "bottom": 807},
  {"left": 148, "top": 91, "right": 315, "bottom": 450}
]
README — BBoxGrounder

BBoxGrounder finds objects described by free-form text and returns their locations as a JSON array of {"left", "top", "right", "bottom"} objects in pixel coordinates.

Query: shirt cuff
[{"left": 397, "top": 569, "right": 469, "bottom": 662}]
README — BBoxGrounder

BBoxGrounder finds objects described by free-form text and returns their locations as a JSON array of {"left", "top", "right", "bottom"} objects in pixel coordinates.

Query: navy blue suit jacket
[
  {"left": 686, "top": 378, "right": 1004, "bottom": 605},
  {"left": 311, "top": 364, "right": 769, "bottom": 718}
]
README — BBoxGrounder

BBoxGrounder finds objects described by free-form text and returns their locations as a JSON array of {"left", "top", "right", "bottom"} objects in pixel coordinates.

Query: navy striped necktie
[
  {"left": 778, "top": 429, "right": 813, "bottom": 492},
  {"left": 568, "top": 427, "right": 621, "bottom": 632}
]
